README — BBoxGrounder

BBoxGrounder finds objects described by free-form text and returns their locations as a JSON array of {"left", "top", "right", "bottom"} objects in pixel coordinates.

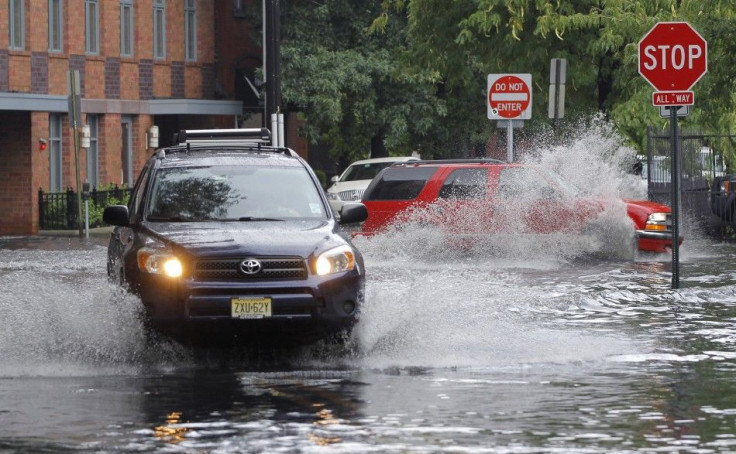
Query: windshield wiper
[{"left": 236, "top": 217, "right": 284, "bottom": 221}]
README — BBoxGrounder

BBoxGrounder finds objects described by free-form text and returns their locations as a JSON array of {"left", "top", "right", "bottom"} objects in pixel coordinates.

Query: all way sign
[{"left": 652, "top": 91, "right": 694, "bottom": 106}]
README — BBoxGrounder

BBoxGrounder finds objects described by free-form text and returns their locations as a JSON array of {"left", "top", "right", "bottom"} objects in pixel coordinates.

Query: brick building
[{"left": 0, "top": 0, "right": 300, "bottom": 235}]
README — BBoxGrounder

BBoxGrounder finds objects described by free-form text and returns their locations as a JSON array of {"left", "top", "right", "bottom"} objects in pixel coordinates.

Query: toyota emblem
[{"left": 239, "top": 258, "right": 262, "bottom": 275}]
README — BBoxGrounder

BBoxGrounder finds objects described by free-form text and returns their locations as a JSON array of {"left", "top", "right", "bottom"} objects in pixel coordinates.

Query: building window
[
  {"left": 49, "top": 115, "right": 63, "bottom": 192},
  {"left": 120, "top": 0, "right": 134, "bottom": 57},
  {"left": 233, "top": 0, "right": 246, "bottom": 17},
  {"left": 153, "top": 0, "right": 166, "bottom": 59},
  {"left": 48, "top": 0, "right": 63, "bottom": 53},
  {"left": 86, "top": 115, "right": 99, "bottom": 187},
  {"left": 184, "top": 0, "right": 196, "bottom": 61},
  {"left": 85, "top": 0, "right": 99, "bottom": 55},
  {"left": 9, "top": 0, "right": 24, "bottom": 50}
]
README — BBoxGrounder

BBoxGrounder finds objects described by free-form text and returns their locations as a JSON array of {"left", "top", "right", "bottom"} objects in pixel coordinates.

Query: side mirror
[
  {"left": 103, "top": 205, "right": 130, "bottom": 226},
  {"left": 331, "top": 176, "right": 339, "bottom": 183},
  {"left": 338, "top": 203, "right": 368, "bottom": 225}
]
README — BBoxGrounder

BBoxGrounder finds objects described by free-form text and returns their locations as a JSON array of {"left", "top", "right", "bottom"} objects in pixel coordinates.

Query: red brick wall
[{"left": 0, "top": 112, "right": 33, "bottom": 235}]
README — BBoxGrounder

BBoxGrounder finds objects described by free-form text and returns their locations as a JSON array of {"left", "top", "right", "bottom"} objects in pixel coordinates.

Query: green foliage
[
  {"left": 88, "top": 183, "right": 129, "bottom": 228},
  {"left": 280, "top": 0, "right": 446, "bottom": 165},
  {"left": 282, "top": 0, "right": 736, "bottom": 163}
]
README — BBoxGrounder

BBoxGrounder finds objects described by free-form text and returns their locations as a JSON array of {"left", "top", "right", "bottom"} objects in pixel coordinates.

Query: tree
[
  {"left": 280, "top": 0, "right": 445, "bottom": 167},
  {"left": 377, "top": 0, "right": 736, "bottom": 160}
]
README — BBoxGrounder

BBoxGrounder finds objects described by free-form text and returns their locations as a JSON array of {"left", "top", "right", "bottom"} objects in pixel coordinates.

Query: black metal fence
[
  {"left": 646, "top": 127, "right": 735, "bottom": 237},
  {"left": 38, "top": 186, "right": 131, "bottom": 230}
]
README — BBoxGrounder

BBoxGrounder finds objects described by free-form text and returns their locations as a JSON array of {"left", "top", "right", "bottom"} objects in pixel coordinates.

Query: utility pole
[{"left": 263, "top": 0, "right": 281, "bottom": 125}]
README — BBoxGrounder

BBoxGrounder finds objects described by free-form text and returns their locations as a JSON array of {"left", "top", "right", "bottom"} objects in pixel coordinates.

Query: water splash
[
  {"left": 0, "top": 244, "right": 186, "bottom": 376},
  {"left": 349, "top": 119, "right": 666, "bottom": 368}
]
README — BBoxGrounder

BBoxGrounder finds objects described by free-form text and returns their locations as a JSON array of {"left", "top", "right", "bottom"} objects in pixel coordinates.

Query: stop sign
[{"left": 638, "top": 22, "right": 707, "bottom": 92}]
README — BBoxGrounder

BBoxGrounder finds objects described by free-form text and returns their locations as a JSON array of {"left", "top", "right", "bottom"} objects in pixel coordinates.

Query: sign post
[
  {"left": 638, "top": 22, "right": 707, "bottom": 289},
  {"left": 67, "top": 70, "right": 84, "bottom": 238},
  {"left": 487, "top": 74, "right": 532, "bottom": 162}
]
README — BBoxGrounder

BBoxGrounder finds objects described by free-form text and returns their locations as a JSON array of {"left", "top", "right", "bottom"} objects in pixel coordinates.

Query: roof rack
[
  {"left": 172, "top": 128, "right": 272, "bottom": 145},
  {"left": 395, "top": 158, "right": 505, "bottom": 166}
]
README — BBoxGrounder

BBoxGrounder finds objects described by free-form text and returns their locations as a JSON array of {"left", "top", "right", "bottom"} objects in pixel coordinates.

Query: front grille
[
  {"left": 194, "top": 256, "right": 308, "bottom": 281},
  {"left": 338, "top": 189, "right": 364, "bottom": 201}
]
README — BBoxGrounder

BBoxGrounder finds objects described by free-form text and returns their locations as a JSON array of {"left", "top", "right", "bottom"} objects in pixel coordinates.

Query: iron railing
[{"left": 38, "top": 186, "right": 131, "bottom": 230}]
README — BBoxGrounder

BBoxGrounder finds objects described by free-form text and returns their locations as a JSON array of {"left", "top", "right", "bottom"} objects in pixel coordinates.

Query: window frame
[
  {"left": 120, "top": 0, "right": 134, "bottom": 57},
  {"left": 49, "top": 114, "right": 63, "bottom": 192},
  {"left": 184, "top": 0, "right": 197, "bottom": 61},
  {"left": 233, "top": 0, "right": 246, "bottom": 17},
  {"left": 85, "top": 0, "right": 99, "bottom": 55},
  {"left": 153, "top": 0, "right": 166, "bottom": 60},
  {"left": 48, "top": 0, "right": 63, "bottom": 53},
  {"left": 86, "top": 115, "right": 100, "bottom": 187},
  {"left": 9, "top": 0, "right": 24, "bottom": 50}
]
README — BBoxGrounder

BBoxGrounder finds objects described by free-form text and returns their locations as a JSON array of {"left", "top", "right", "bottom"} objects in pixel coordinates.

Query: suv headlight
[
  {"left": 326, "top": 192, "right": 340, "bottom": 201},
  {"left": 137, "top": 246, "right": 183, "bottom": 278},
  {"left": 644, "top": 212, "right": 670, "bottom": 232},
  {"left": 314, "top": 245, "right": 356, "bottom": 276}
]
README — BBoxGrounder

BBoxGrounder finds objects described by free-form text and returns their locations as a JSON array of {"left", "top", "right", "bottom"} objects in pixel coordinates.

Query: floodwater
[
  {"left": 2, "top": 128, "right": 736, "bottom": 453},
  {"left": 1, "top": 229, "right": 736, "bottom": 453}
]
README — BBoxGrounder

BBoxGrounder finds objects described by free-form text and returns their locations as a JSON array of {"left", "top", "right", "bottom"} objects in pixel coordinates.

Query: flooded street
[{"left": 1, "top": 231, "right": 736, "bottom": 453}]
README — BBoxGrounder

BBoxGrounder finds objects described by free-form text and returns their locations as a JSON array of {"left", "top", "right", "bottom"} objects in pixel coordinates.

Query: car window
[
  {"left": 363, "top": 167, "right": 436, "bottom": 201},
  {"left": 341, "top": 162, "right": 396, "bottom": 182},
  {"left": 146, "top": 165, "right": 327, "bottom": 221},
  {"left": 497, "top": 167, "right": 577, "bottom": 200},
  {"left": 128, "top": 163, "right": 152, "bottom": 223},
  {"left": 438, "top": 168, "right": 487, "bottom": 199}
]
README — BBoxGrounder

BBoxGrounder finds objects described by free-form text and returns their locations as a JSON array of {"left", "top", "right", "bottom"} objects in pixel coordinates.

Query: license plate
[{"left": 231, "top": 297, "right": 272, "bottom": 319}]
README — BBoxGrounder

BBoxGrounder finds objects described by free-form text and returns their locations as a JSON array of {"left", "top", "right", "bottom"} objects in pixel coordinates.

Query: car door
[
  {"left": 433, "top": 167, "right": 491, "bottom": 234},
  {"left": 107, "top": 161, "right": 153, "bottom": 282},
  {"left": 490, "top": 165, "right": 582, "bottom": 234}
]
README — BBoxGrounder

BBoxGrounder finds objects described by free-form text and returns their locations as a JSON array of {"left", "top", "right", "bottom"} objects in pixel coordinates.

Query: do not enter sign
[{"left": 487, "top": 74, "right": 532, "bottom": 120}]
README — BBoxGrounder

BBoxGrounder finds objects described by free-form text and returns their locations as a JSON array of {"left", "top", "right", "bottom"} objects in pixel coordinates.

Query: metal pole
[
  {"left": 553, "top": 59, "right": 561, "bottom": 133},
  {"left": 70, "top": 71, "right": 83, "bottom": 238},
  {"left": 271, "top": 113, "right": 278, "bottom": 147},
  {"left": 277, "top": 112, "right": 284, "bottom": 148},
  {"left": 84, "top": 199, "right": 89, "bottom": 239},
  {"left": 506, "top": 121, "right": 513, "bottom": 163},
  {"left": 670, "top": 107, "right": 680, "bottom": 289}
]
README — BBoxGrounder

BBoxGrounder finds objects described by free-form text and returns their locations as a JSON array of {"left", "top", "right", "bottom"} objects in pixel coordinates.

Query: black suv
[
  {"left": 103, "top": 129, "right": 368, "bottom": 344},
  {"left": 710, "top": 174, "right": 736, "bottom": 228}
]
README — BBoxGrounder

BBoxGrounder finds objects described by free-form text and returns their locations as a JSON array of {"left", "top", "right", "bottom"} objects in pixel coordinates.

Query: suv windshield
[
  {"left": 341, "top": 162, "right": 396, "bottom": 182},
  {"left": 147, "top": 165, "right": 327, "bottom": 221}
]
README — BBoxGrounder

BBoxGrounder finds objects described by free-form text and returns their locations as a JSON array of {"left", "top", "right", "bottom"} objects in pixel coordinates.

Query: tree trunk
[{"left": 370, "top": 133, "right": 388, "bottom": 159}]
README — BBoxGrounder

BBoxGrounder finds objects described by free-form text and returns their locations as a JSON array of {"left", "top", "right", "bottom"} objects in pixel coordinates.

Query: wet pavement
[{"left": 1, "top": 229, "right": 736, "bottom": 452}]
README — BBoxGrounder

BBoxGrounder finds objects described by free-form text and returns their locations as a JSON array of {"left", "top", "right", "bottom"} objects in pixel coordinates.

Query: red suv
[{"left": 358, "top": 159, "right": 680, "bottom": 254}]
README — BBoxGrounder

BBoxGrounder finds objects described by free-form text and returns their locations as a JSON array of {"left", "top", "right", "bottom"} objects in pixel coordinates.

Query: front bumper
[
  {"left": 132, "top": 270, "right": 364, "bottom": 342},
  {"left": 636, "top": 229, "right": 683, "bottom": 253}
]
